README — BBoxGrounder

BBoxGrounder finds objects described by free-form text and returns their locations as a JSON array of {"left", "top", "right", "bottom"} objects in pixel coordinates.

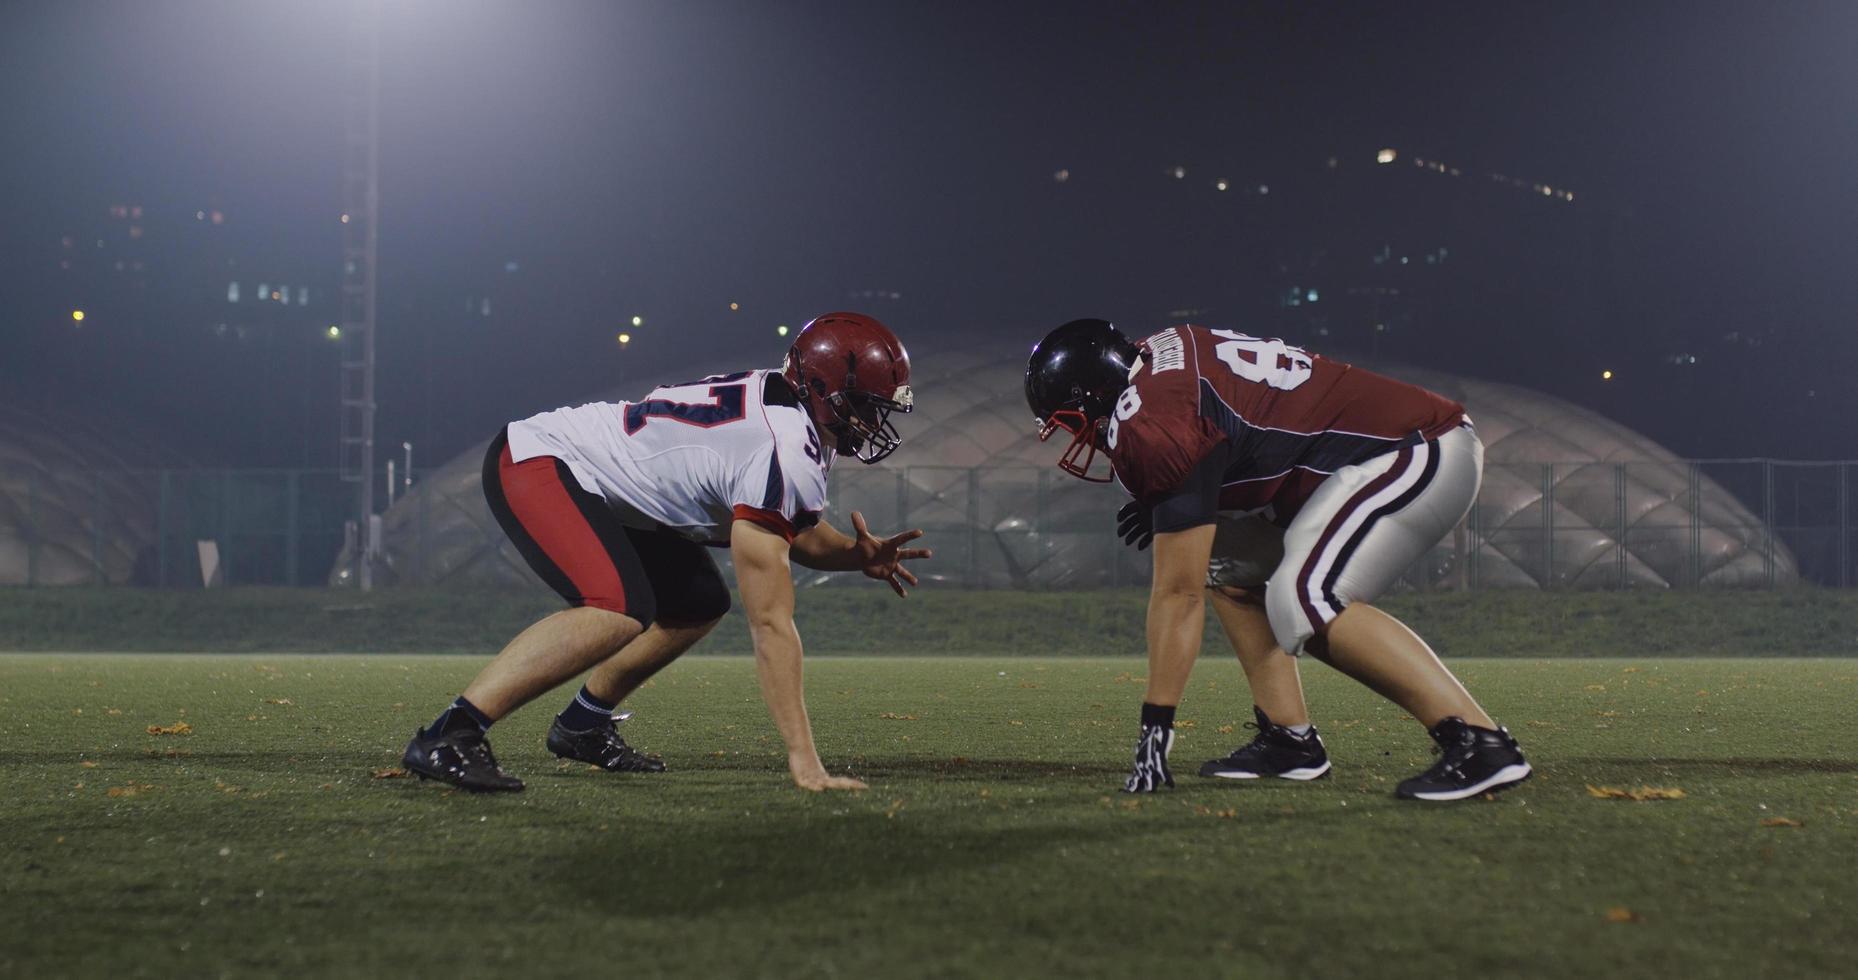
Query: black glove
[
  {"left": 1122, "top": 723, "right": 1175, "bottom": 793},
  {"left": 1116, "top": 500, "right": 1154, "bottom": 551}
]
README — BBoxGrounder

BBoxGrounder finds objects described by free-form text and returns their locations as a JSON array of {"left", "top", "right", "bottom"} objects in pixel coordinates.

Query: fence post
[
  {"left": 1688, "top": 463, "right": 1702, "bottom": 587},
  {"left": 1840, "top": 463, "right": 1850, "bottom": 590},
  {"left": 1467, "top": 482, "right": 1481, "bottom": 591},
  {"left": 1540, "top": 464, "right": 1554, "bottom": 588},
  {"left": 416, "top": 473, "right": 430, "bottom": 583},
  {"left": 220, "top": 469, "right": 235, "bottom": 586},
  {"left": 966, "top": 467, "right": 981, "bottom": 587},
  {"left": 23, "top": 468, "right": 37, "bottom": 587},
  {"left": 1615, "top": 463, "right": 1627, "bottom": 589},
  {"left": 285, "top": 470, "right": 301, "bottom": 587},
  {"left": 157, "top": 470, "right": 170, "bottom": 588},
  {"left": 1762, "top": 460, "right": 1776, "bottom": 588},
  {"left": 94, "top": 470, "right": 107, "bottom": 584}
]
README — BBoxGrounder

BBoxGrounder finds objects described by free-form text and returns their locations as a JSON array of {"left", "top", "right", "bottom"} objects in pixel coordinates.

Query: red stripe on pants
[{"left": 497, "top": 444, "right": 629, "bottom": 615}]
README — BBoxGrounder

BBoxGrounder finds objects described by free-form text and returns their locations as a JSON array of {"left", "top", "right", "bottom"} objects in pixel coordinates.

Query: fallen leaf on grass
[
  {"left": 106, "top": 783, "right": 154, "bottom": 798},
  {"left": 1584, "top": 684, "right": 1607, "bottom": 693},
  {"left": 79, "top": 760, "right": 98, "bottom": 769},
  {"left": 877, "top": 712, "right": 917, "bottom": 721},
  {"left": 885, "top": 799, "right": 906, "bottom": 819},
  {"left": 264, "top": 698, "right": 294, "bottom": 706},
  {"left": 146, "top": 722, "right": 192, "bottom": 736},
  {"left": 1216, "top": 724, "right": 1235, "bottom": 734},
  {"left": 1605, "top": 907, "right": 1643, "bottom": 924},
  {"left": 1760, "top": 817, "right": 1804, "bottom": 828},
  {"left": 1586, "top": 785, "right": 1686, "bottom": 801},
  {"left": 371, "top": 768, "right": 409, "bottom": 780}
]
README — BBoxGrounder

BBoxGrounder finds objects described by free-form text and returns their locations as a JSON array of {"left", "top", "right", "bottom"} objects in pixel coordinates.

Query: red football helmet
[{"left": 781, "top": 312, "right": 913, "bottom": 463}]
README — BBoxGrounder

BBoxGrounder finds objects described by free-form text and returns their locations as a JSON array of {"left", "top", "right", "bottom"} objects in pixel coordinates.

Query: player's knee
[{"left": 1263, "top": 575, "right": 1318, "bottom": 657}]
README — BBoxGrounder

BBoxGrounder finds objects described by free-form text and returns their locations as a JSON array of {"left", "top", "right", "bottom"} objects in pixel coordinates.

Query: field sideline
[{"left": 4, "top": 654, "right": 1855, "bottom": 977}]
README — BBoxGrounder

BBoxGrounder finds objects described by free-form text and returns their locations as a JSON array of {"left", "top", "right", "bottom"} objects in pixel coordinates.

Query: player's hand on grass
[
  {"left": 789, "top": 755, "right": 869, "bottom": 792},
  {"left": 849, "top": 510, "right": 931, "bottom": 597},
  {"left": 1122, "top": 724, "right": 1175, "bottom": 793},
  {"left": 1116, "top": 500, "right": 1154, "bottom": 551}
]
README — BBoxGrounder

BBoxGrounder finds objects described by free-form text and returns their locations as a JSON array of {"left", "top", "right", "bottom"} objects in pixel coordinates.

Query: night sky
[{"left": 3, "top": 0, "right": 1855, "bottom": 466}]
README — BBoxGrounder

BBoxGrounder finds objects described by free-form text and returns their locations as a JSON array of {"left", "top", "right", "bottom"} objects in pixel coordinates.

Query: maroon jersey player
[{"left": 1026, "top": 319, "right": 1530, "bottom": 801}]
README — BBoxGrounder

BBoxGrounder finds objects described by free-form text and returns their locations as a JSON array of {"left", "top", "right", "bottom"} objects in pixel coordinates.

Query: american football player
[
  {"left": 1026, "top": 319, "right": 1529, "bottom": 801},
  {"left": 404, "top": 312, "right": 929, "bottom": 793}
]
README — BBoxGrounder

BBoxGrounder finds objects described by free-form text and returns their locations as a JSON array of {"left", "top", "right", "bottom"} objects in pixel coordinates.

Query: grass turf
[{"left": 3, "top": 655, "right": 1855, "bottom": 978}]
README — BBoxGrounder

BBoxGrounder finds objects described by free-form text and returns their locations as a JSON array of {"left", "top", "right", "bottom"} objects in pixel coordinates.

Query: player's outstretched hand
[
  {"left": 1116, "top": 500, "right": 1154, "bottom": 551},
  {"left": 849, "top": 510, "right": 932, "bottom": 597},
  {"left": 1122, "top": 724, "right": 1175, "bottom": 793}
]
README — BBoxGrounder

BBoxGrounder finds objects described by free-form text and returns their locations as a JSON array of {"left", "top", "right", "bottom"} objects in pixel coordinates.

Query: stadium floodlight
[
  {"left": 776, "top": 324, "right": 789, "bottom": 337},
  {"left": 1377, "top": 148, "right": 1397, "bottom": 164},
  {"left": 618, "top": 332, "right": 632, "bottom": 346},
  {"left": 328, "top": 326, "right": 342, "bottom": 340},
  {"left": 70, "top": 310, "right": 85, "bottom": 323},
  {"left": 631, "top": 315, "right": 644, "bottom": 327},
  {"left": 1602, "top": 369, "right": 1614, "bottom": 380}
]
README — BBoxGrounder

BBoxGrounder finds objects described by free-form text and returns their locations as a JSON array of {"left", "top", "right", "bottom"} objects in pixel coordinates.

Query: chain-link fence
[{"left": 3, "top": 460, "right": 1853, "bottom": 589}]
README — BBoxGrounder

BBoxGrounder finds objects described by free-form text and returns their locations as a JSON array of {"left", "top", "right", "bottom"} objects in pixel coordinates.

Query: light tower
[{"left": 338, "top": 0, "right": 382, "bottom": 589}]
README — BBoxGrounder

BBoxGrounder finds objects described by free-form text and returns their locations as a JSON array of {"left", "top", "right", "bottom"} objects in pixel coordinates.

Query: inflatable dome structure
[
  {"left": 0, "top": 407, "right": 162, "bottom": 585},
  {"left": 370, "top": 339, "right": 1793, "bottom": 592}
]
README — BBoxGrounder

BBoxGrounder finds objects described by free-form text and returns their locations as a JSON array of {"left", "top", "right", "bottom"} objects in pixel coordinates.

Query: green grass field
[{"left": 4, "top": 654, "right": 1856, "bottom": 978}]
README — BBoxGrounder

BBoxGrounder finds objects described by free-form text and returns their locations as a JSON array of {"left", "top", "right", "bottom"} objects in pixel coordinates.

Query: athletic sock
[
  {"left": 556, "top": 685, "right": 617, "bottom": 732},
  {"left": 1140, "top": 702, "right": 1176, "bottom": 729},
  {"left": 1285, "top": 722, "right": 1314, "bottom": 737},
  {"left": 429, "top": 695, "right": 493, "bottom": 736}
]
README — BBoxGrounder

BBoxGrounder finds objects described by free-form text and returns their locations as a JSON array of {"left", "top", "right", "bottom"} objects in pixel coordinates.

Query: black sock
[
  {"left": 429, "top": 696, "right": 493, "bottom": 736},
  {"left": 556, "top": 684, "right": 616, "bottom": 731},
  {"left": 1140, "top": 702, "right": 1176, "bottom": 729}
]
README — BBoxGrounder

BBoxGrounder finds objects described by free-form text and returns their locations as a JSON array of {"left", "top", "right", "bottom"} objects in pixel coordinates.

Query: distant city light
[
  {"left": 327, "top": 326, "right": 342, "bottom": 340},
  {"left": 340, "top": 213, "right": 350, "bottom": 224},
  {"left": 1376, "top": 148, "right": 1397, "bottom": 164},
  {"left": 195, "top": 210, "right": 206, "bottom": 221},
  {"left": 617, "top": 332, "right": 632, "bottom": 346},
  {"left": 776, "top": 324, "right": 789, "bottom": 337},
  {"left": 1256, "top": 184, "right": 1269, "bottom": 195},
  {"left": 729, "top": 302, "right": 739, "bottom": 311},
  {"left": 70, "top": 309, "right": 85, "bottom": 323},
  {"left": 1602, "top": 369, "right": 1614, "bottom": 380},
  {"left": 1215, "top": 178, "right": 1230, "bottom": 192},
  {"left": 1169, "top": 165, "right": 1186, "bottom": 179},
  {"left": 1306, "top": 289, "right": 1319, "bottom": 303},
  {"left": 630, "top": 315, "right": 643, "bottom": 327},
  {"left": 1053, "top": 168, "right": 1071, "bottom": 183}
]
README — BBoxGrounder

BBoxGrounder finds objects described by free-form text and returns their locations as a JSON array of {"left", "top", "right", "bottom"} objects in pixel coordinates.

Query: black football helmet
[{"left": 1024, "top": 318, "right": 1142, "bottom": 482}]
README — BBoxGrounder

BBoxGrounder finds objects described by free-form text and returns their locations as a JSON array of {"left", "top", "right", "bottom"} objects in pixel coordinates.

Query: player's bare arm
[
  {"left": 791, "top": 512, "right": 932, "bottom": 596},
  {"left": 1143, "top": 523, "right": 1217, "bottom": 708},
  {"left": 732, "top": 517, "right": 868, "bottom": 792}
]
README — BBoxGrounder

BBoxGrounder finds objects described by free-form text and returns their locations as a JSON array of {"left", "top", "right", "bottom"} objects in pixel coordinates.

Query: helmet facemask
[
  {"left": 826, "top": 385, "right": 912, "bottom": 464},
  {"left": 1036, "top": 405, "right": 1114, "bottom": 483}
]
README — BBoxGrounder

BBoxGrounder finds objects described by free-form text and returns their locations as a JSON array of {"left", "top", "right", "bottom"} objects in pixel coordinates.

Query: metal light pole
[{"left": 338, "top": 0, "right": 381, "bottom": 589}]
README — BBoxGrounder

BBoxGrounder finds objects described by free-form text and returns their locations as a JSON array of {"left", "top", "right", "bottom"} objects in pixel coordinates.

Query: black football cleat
[
  {"left": 546, "top": 718, "right": 666, "bottom": 773},
  {"left": 1395, "top": 717, "right": 1532, "bottom": 801},
  {"left": 402, "top": 725, "right": 525, "bottom": 793},
  {"left": 1198, "top": 706, "right": 1332, "bottom": 781}
]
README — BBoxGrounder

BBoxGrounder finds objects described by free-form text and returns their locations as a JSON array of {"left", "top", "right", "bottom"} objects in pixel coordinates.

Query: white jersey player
[{"left": 403, "top": 313, "right": 929, "bottom": 794}]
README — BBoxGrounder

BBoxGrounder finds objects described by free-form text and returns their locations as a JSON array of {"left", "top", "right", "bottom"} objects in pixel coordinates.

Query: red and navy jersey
[{"left": 1106, "top": 325, "right": 1464, "bottom": 525}]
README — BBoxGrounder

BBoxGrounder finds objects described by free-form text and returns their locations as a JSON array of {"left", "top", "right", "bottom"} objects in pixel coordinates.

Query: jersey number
[
  {"left": 623, "top": 384, "right": 748, "bottom": 434},
  {"left": 1210, "top": 330, "right": 1313, "bottom": 391}
]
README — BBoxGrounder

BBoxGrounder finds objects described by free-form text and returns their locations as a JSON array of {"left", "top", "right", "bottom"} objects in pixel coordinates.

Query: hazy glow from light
[{"left": 1376, "top": 148, "right": 1397, "bottom": 164}]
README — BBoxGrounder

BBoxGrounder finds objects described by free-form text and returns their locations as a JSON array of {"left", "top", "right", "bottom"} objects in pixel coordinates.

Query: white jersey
[{"left": 505, "top": 370, "right": 833, "bottom": 543}]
